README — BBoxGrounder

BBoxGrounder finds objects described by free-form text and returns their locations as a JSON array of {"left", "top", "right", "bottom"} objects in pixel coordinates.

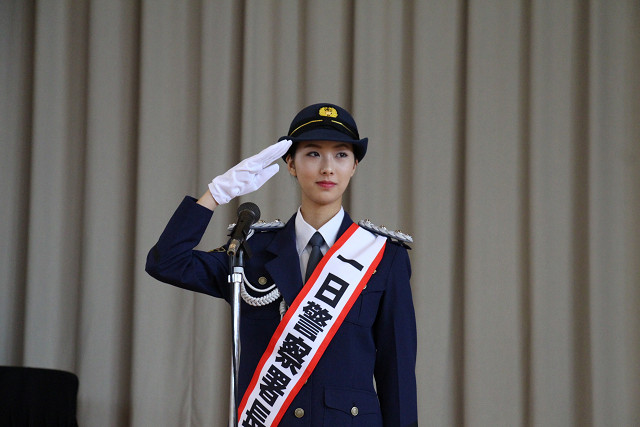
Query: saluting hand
[{"left": 206, "top": 139, "right": 292, "bottom": 206}]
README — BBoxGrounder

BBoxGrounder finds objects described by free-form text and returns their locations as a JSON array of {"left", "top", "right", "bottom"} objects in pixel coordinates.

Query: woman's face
[{"left": 287, "top": 140, "right": 358, "bottom": 211}]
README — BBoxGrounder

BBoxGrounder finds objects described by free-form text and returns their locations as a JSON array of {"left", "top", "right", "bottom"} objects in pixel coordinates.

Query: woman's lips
[{"left": 316, "top": 180, "right": 336, "bottom": 189}]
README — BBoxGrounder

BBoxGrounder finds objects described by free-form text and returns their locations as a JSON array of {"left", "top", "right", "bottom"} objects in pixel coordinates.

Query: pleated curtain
[{"left": 1, "top": 1, "right": 638, "bottom": 425}]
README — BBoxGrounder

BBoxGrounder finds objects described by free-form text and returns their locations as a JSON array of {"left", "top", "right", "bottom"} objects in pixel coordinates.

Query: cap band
[{"left": 288, "top": 118, "right": 359, "bottom": 140}]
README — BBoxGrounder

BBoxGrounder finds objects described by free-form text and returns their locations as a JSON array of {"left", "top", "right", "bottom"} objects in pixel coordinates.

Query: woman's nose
[{"left": 320, "top": 157, "right": 334, "bottom": 174}]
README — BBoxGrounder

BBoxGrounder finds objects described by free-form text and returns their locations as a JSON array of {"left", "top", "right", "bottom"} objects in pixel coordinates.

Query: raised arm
[{"left": 145, "top": 140, "right": 292, "bottom": 297}]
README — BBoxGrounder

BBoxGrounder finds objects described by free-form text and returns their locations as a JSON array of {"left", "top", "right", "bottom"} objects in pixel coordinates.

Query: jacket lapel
[
  {"left": 337, "top": 211, "right": 354, "bottom": 237},
  {"left": 264, "top": 211, "right": 355, "bottom": 306}
]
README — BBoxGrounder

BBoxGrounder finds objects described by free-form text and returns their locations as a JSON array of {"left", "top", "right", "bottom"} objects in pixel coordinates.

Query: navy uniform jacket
[{"left": 146, "top": 197, "right": 418, "bottom": 426}]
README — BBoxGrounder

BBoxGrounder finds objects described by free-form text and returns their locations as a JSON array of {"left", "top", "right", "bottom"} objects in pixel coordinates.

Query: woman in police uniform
[{"left": 146, "top": 103, "right": 418, "bottom": 426}]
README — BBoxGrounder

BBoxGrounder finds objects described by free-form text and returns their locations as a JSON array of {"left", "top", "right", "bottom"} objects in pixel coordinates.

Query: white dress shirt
[{"left": 294, "top": 207, "right": 344, "bottom": 281}]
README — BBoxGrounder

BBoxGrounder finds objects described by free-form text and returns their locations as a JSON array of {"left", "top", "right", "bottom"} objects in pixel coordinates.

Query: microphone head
[{"left": 237, "top": 202, "right": 261, "bottom": 222}]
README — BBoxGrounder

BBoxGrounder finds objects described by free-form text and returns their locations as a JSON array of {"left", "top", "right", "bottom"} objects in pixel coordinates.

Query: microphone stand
[{"left": 227, "top": 241, "right": 252, "bottom": 427}]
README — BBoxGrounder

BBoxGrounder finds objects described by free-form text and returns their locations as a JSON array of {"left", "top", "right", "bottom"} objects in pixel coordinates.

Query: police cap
[{"left": 279, "top": 103, "right": 368, "bottom": 162}]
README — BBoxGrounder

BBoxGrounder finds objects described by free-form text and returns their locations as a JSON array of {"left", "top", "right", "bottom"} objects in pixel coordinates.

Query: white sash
[{"left": 238, "top": 223, "right": 387, "bottom": 426}]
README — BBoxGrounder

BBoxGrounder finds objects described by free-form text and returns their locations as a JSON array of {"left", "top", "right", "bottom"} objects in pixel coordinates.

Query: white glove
[{"left": 208, "top": 139, "right": 292, "bottom": 205}]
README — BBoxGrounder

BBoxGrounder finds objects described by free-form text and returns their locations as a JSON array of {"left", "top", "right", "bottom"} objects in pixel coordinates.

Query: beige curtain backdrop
[{"left": 2, "top": 0, "right": 639, "bottom": 426}]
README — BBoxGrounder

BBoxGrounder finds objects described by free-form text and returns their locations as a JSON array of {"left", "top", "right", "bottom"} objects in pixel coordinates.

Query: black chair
[{"left": 0, "top": 366, "right": 79, "bottom": 426}]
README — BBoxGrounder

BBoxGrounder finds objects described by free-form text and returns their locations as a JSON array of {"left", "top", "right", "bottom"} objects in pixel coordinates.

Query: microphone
[{"left": 227, "top": 202, "right": 261, "bottom": 256}]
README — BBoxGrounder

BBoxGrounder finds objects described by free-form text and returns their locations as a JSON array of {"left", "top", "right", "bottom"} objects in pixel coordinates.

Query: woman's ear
[
  {"left": 286, "top": 155, "right": 296, "bottom": 176},
  {"left": 350, "top": 159, "right": 358, "bottom": 177}
]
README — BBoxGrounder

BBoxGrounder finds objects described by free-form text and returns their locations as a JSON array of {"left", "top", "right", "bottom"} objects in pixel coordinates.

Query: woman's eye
[{"left": 337, "top": 152, "right": 349, "bottom": 158}]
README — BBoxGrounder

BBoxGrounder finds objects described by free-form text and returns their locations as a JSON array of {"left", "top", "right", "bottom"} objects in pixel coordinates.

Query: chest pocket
[{"left": 344, "top": 285, "right": 384, "bottom": 328}]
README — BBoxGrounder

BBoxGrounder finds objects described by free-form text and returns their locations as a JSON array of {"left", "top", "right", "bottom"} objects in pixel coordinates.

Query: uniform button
[
  {"left": 258, "top": 276, "right": 268, "bottom": 285},
  {"left": 294, "top": 408, "right": 305, "bottom": 418},
  {"left": 351, "top": 406, "right": 359, "bottom": 416}
]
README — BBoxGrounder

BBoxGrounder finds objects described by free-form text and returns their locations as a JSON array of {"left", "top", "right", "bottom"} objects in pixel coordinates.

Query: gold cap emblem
[{"left": 318, "top": 106, "right": 338, "bottom": 118}]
